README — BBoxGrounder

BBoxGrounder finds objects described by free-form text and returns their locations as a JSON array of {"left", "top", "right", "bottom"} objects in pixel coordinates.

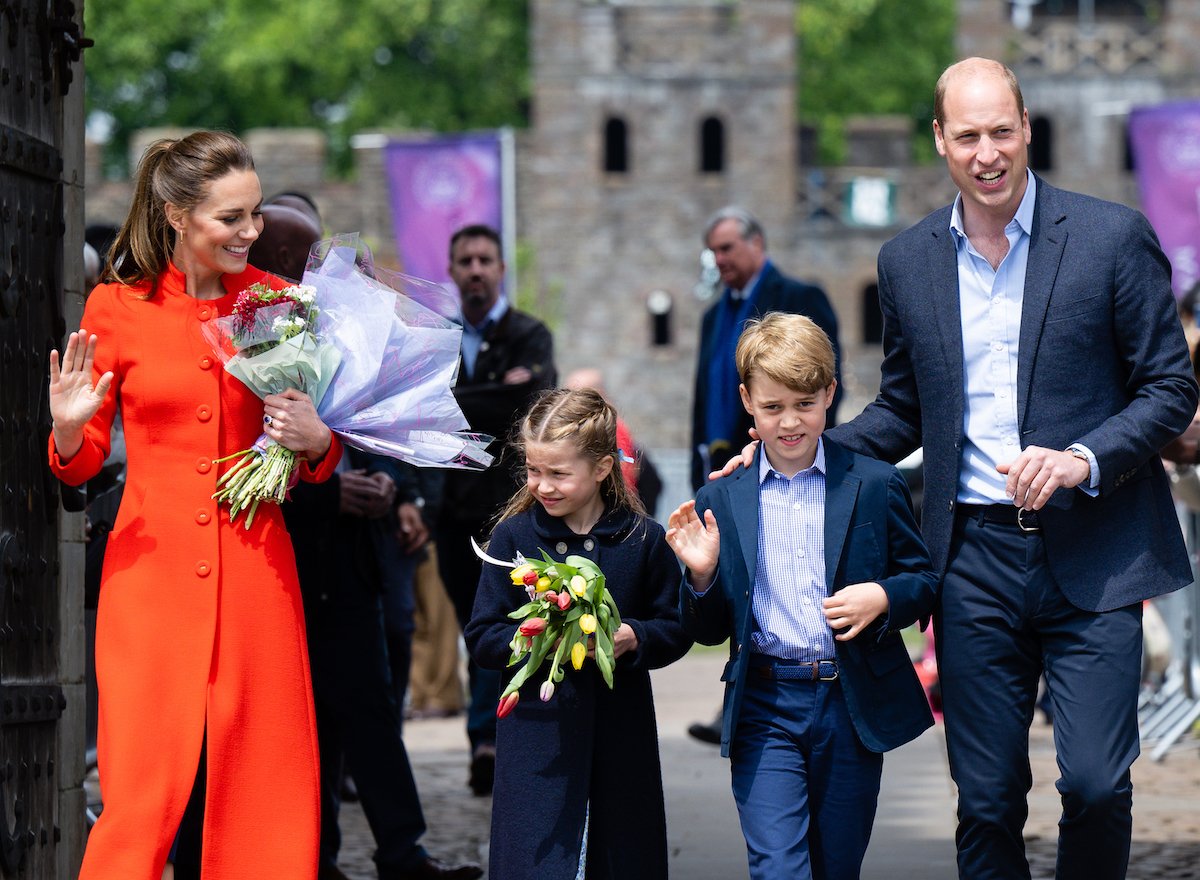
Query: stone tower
[{"left": 520, "top": 0, "right": 797, "bottom": 450}]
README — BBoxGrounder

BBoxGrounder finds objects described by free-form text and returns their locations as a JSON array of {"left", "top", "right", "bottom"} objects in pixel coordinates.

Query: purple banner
[
  {"left": 384, "top": 133, "right": 504, "bottom": 286},
  {"left": 1129, "top": 102, "right": 1200, "bottom": 298}
]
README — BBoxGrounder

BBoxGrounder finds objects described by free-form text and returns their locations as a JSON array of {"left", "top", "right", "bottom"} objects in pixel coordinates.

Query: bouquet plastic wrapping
[{"left": 203, "top": 234, "right": 492, "bottom": 525}]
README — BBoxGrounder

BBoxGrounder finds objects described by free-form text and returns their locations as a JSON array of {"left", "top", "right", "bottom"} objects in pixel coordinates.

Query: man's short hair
[
  {"left": 702, "top": 205, "right": 766, "bottom": 250},
  {"left": 736, "top": 312, "right": 835, "bottom": 394},
  {"left": 449, "top": 223, "right": 502, "bottom": 259},
  {"left": 934, "top": 58, "right": 1025, "bottom": 127}
]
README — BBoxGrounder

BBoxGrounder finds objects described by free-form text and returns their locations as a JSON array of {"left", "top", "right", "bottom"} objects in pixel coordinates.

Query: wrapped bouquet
[
  {"left": 472, "top": 539, "right": 622, "bottom": 718},
  {"left": 203, "top": 234, "right": 493, "bottom": 526}
]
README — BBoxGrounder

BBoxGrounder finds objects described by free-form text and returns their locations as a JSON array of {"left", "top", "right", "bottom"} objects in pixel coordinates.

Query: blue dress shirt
[
  {"left": 750, "top": 439, "right": 837, "bottom": 661},
  {"left": 950, "top": 172, "right": 1097, "bottom": 503},
  {"left": 460, "top": 297, "right": 510, "bottom": 379}
]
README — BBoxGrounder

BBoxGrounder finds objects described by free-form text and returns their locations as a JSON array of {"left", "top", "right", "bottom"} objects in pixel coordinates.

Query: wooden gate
[{"left": 0, "top": 1, "right": 89, "bottom": 876}]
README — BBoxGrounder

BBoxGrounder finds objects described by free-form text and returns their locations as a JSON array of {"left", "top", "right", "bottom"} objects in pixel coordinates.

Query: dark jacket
[
  {"left": 441, "top": 306, "right": 556, "bottom": 532},
  {"left": 691, "top": 261, "right": 842, "bottom": 489},
  {"left": 466, "top": 504, "right": 691, "bottom": 880}
]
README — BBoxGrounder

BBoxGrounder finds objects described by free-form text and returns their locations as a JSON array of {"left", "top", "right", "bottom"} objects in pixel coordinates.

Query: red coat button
[
  {"left": 196, "top": 458, "right": 212, "bottom": 474},
  {"left": 195, "top": 510, "right": 211, "bottom": 525},
  {"left": 198, "top": 307, "right": 212, "bottom": 321},
  {"left": 195, "top": 561, "right": 211, "bottom": 577},
  {"left": 196, "top": 405, "right": 212, "bottom": 422},
  {"left": 199, "top": 355, "right": 214, "bottom": 370}
]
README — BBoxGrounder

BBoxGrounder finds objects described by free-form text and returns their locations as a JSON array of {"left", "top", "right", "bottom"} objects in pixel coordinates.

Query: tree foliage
[
  {"left": 85, "top": 0, "right": 954, "bottom": 174},
  {"left": 84, "top": 0, "right": 529, "bottom": 175},
  {"left": 797, "top": 0, "right": 956, "bottom": 164}
]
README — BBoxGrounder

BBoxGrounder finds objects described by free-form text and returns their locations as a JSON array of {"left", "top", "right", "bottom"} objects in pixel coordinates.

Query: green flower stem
[{"left": 212, "top": 441, "right": 299, "bottom": 527}]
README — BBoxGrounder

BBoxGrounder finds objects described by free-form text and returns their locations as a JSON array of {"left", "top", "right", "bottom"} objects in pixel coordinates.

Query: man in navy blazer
[
  {"left": 670, "top": 314, "right": 938, "bottom": 879},
  {"left": 825, "top": 59, "right": 1199, "bottom": 879},
  {"left": 690, "top": 206, "right": 842, "bottom": 490}
]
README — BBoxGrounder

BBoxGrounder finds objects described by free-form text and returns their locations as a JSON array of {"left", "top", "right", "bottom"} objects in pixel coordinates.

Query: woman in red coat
[{"left": 49, "top": 131, "right": 340, "bottom": 879}]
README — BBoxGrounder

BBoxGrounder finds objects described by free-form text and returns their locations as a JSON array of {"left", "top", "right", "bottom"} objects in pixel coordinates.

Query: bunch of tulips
[{"left": 495, "top": 550, "right": 621, "bottom": 719}]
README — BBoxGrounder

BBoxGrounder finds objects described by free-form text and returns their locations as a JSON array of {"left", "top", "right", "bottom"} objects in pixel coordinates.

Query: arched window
[
  {"left": 1030, "top": 116, "right": 1053, "bottom": 171},
  {"left": 862, "top": 282, "right": 883, "bottom": 345},
  {"left": 700, "top": 116, "right": 725, "bottom": 174},
  {"left": 604, "top": 117, "right": 629, "bottom": 174}
]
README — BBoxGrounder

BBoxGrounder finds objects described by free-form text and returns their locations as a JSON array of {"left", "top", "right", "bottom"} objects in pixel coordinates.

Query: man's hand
[
  {"left": 996, "top": 446, "right": 1090, "bottom": 510},
  {"left": 1160, "top": 415, "right": 1200, "bottom": 465},
  {"left": 707, "top": 430, "right": 761, "bottom": 482},
  {"left": 503, "top": 366, "right": 532, "bottom": 385},
  {"left": 338, "top": 469, "right": 396, "bottom": 519},
  {"left": 395, "top": 501, "right": 429, "bottom": 553},
  {"left": 823, "top": 582, "right": 889, "bottom": 641},
  {"left": 666, "top": 500, "right": 720, "bottom": 592}
]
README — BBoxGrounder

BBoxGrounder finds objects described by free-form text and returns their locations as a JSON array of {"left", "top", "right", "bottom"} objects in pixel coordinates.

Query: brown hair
[
  {"left": 934, "top": 57, "right": 1025, "bottom": 127},
  {"left": 495, "top": 388, "right": 644, "bottom": 525},
  {"left": 104, "top": 131, "right": 256, "bottom": 296},
  {"left": 736, "top": 312, "right": 835, "bottom": 394}
]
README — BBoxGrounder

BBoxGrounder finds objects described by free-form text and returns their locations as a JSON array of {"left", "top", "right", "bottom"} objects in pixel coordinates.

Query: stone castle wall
[{"left": 82, "top": 0, "right": 1200, "bottom": 464}]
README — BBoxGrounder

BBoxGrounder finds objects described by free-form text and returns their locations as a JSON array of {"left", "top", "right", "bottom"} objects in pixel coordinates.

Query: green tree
[
  {"left": 797, "top": 0, "right": 956, "bottom": 164},
  {"left": 84, "top": 0, "right": 529, "bottom": 175}
]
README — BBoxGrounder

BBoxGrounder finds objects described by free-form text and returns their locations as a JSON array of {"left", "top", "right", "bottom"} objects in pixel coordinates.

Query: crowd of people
[{"left": 54, "top": 56, "right": 1198, "bottom": 880}]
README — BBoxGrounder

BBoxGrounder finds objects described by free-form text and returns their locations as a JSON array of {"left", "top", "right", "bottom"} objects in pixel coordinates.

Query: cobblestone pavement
[{"left": 333, "top": 649, "right": 1200, "bottom": 879}]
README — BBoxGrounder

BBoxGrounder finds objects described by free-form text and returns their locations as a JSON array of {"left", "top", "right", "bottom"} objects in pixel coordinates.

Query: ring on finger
[{"left": 264, "top": 414, "right": 273, "bottom": 427}]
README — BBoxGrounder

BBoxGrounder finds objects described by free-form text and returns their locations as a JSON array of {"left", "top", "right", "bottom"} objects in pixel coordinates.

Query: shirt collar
[
  {"left": 949, "top": 169, "right": 1037, "bottom": 242},
  {"left": 758, "top": 436, "right": 826, "bottom": 484},
  {"left": 463, "top": 296, "right": 509, "bottom": 333},
  {"left": 729, "top": 262, "right": 767, "bottom": 300}
]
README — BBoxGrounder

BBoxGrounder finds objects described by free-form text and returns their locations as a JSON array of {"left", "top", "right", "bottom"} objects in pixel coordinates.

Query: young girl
[{"left": 465, "top": 388, "right": 691, "bottom": 880}]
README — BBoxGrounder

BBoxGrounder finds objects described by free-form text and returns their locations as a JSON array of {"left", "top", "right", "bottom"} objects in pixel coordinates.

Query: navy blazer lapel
[
  {"left": 1017, "top": 177, "right": 1067, "bottom": 425},
  {"left": 926, "top": 216, "right": 965, "bottom": 389},
  {"left": 726, "top": 449, "right": 762, "bottom": 589},
  {"left": 822, "top": 441, "right": 860, "bottom": 593}
]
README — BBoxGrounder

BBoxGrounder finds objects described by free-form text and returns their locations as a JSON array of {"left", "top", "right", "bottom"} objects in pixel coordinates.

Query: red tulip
[
  {"left": 522, "top": 569, "right": 539, "bottom": 586},
  {"left": 544, "top": 591, "right": 558, "bottom": 604},
  {"left": 519, "top": 617, "right": 548, "bottom": 637},
  {"left": 556, "top": 592, "right": 572, "bottom": 611},
  {"left": 496, "top": 692, "right": 519, "bottom": 718}
]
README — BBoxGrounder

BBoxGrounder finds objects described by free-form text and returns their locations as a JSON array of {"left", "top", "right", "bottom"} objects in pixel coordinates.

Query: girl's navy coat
[{"left": 466, "top": 504, "right": 691, "bottom": 880}]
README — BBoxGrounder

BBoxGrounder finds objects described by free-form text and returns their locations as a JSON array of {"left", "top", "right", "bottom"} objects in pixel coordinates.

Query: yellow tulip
[
  {"left": 571, "top": 641, "right": 587, "bottom": 670},
  {"left": 536, "top": 576, "right": 553, "bottom": 593},
  {"left": 579, "top": 614, "right": 597, "bottom": 635},
  {"left": 569, "top": 575, "right": 588, "bottom": 597},
  {"left": 510, "top": 564, "right": 535, "bottom": 585}
]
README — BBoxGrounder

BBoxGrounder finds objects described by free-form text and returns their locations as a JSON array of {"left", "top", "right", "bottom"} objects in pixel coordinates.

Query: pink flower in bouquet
[
  {"left": 496, "top": 692, "right": 520, "bottom": 719},
  {"left": 556, "top": 592, "right": 572, "bottom": 611},
  {"left": 518, "top": 618, "right": 548, "bottom": 637}
]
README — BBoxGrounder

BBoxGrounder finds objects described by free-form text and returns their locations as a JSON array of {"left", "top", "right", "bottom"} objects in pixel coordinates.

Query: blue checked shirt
[{"left": 750, "top": 440, "right": 837, "bottom": 661}]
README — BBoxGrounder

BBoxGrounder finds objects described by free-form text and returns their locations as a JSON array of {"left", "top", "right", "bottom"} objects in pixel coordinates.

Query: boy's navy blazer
[{"left": 680, "top": 438, "right": 939, "bottom": 756}]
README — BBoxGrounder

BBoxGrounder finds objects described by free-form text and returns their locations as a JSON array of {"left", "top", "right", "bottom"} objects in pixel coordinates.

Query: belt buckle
[
  {"left": 1016, "top": 507, "right": 1040, "bottom": 533},
  {"left": 818, "top": 661, "right": 839, "bottom": 682}
]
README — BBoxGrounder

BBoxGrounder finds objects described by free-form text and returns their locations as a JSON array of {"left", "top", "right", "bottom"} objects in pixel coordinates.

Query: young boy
[{"left": 667, "top": 313, "right": 938, "bottom": 880}]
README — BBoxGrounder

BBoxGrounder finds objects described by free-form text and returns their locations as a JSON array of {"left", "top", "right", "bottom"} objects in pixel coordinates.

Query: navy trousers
[
  {"left": 305, "top": 571, "right": 429, "bottom": 874},
  {"left": 730, "top": 674, "right": 882, "bottom": 880},
  {"left": 939, "top": 513, "right": 1142, "bottom": 880},
  {"left": 437, "top": 524, "right": 500, "bottom": 751}
]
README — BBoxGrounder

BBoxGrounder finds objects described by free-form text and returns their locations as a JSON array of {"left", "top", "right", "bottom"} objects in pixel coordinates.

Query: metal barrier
[{"left": 1139, "top": 495, "right": 1200, "bottom": 760}]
